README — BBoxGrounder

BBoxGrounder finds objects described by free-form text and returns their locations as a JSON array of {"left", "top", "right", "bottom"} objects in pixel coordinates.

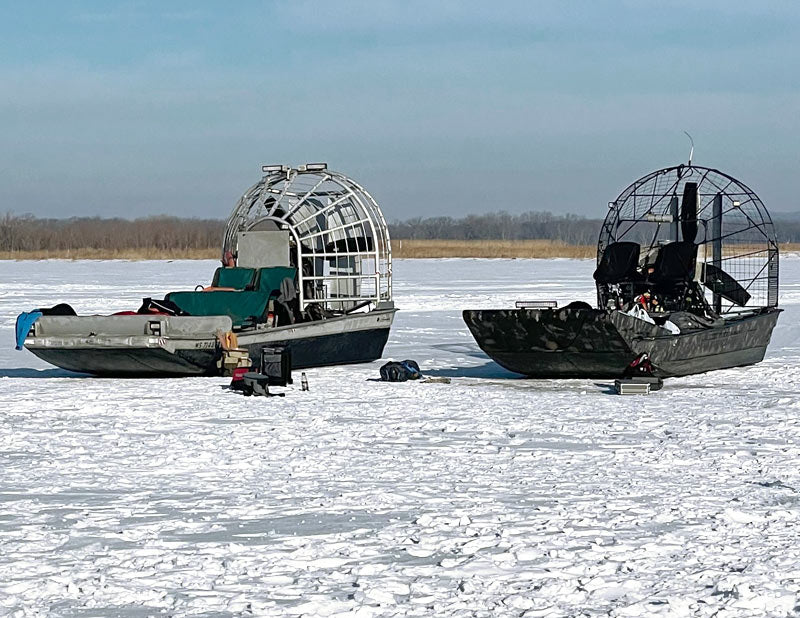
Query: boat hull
[
  {"left": 463, "top": 306, "right": 781, "bottom": 378},
  {"left": 26, "top": 310, "right": 395, "bottom": 377},
  {"left": 26, "top": 347, "right": 216, "bottom": 377},
  {"left": 234, "top": 309, "right": 394, "bottom": 371}
]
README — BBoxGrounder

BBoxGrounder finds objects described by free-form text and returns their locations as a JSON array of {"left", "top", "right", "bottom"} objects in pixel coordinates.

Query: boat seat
[
  {"left": 649, "top": 241, "right": 697, "bottom": 285},
  {"left": 647, "top": 241, "right": 700, "bottom": 311},
  {"left": 211, "top": 267, "right": 257, "bottom": 290},
  {"left": 166, "top": 266, "right": 297, "bottom": 327},
  {"left": 254, "top": 266, "right": 297, "bottom": 295},
  {"left": 593, "top": 242, "right": 642, "bottom": 284}
]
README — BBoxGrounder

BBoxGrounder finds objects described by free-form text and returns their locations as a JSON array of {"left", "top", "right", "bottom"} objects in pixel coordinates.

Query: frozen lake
[{"left": 2, "top": 258, "right": 800, "bottom": 617}]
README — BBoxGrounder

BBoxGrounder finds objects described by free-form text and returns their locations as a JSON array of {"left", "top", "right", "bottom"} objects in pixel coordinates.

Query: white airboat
[{"left": 21, "top": 164, "right": 396, "bottom": 376}]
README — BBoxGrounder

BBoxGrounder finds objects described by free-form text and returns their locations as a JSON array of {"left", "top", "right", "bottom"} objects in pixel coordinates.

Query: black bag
[
  {"left": 380, "top": 359, "right": 422, "bottom": 382},
  {"left": 137, "top": 297, "right": 186, "bottom": 316},
  {"left": 37, "top": 303, "right": 77, "bottom": 316},
  {"left": 259, "top": 346, "right": 292, "bottom": 386}
]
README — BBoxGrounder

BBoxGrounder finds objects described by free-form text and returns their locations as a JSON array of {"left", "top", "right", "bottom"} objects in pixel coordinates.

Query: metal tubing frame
[
  {"left": 223, "top": 166, "right": 392, "bottom": 313},
  {"left": 597, "top": 163, "right": 779, "bottom": 313}
]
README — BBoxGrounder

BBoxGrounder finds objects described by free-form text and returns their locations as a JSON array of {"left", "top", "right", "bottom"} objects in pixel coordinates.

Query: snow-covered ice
[{"left": 2, "top": 258, "right": 800, "bottom": 617}]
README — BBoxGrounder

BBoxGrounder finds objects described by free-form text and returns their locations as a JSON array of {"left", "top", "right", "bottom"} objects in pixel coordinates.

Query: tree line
[
  {"left": 0, "top": 214, "right": 223, "bottom": 252},
  {"left": 390, "top": 212, "right": 603, "bottom": 244},
  {"left": 2, "top": 210, "right": 800, "bottom": 252}
]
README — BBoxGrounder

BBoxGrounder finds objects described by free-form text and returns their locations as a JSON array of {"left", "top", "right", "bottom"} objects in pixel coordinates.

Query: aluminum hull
[
  {"left": 26, "top": 310, "right": 395, "bottom": 377},
  {"left": 463, "top": 306, "right": 781, "bottom": 378}
]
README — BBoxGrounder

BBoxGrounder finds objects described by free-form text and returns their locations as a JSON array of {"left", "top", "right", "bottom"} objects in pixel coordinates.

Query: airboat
[
  {"left": 464, "top": 163, "right": 781, "bottom": 378},
  {"left": 20, "top": 164, "right": 396, "bottom": 376}
]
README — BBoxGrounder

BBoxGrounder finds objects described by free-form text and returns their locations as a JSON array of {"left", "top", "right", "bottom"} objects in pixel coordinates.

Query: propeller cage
[
  {"left": 598, "top": 164, "right": 779, "bottom": 314},
  {"left": 223, "top": 166, "right": 392, "bottom": 314}
]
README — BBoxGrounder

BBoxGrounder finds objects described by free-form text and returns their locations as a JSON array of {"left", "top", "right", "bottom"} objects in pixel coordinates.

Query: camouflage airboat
[{"left": 464, "top": 163, "right": 781, "bottom": 378}]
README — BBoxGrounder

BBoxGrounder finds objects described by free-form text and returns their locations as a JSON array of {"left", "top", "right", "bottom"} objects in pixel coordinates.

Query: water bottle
[{"left": 301, "top": 372, "right": 309, "bottom": 391}]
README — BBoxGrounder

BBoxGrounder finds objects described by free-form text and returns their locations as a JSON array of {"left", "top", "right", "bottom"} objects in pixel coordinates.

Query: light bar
[
  {"left": 262, "top": 164, "right": 288, "bottom": 173},
  {"left": 298, "top": 162, "right": 328, "bottom": 172},
  {"left": 515, "top": 300, "right": 558, "bottom": 309}
]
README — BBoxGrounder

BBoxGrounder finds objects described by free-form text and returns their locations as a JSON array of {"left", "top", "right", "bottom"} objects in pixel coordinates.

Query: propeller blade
[
  {"left": 680, "top": 182, "right": 698, "bottom": 243},
  {"left": 701, "top": 263, "right": 751, "bottom": 306}
]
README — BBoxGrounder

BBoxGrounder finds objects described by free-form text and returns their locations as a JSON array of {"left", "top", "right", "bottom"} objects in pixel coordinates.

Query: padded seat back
[
  {"left": 211, "top": 267, "right": 257, "bottom": 290},
  {"left": 650, "top": 241, "right": 697, "bottom": 284},
  {"left": 255, "top": 266, "right": 297, "bottom": 295},
  {"left": 593, "top": 242, "right": 641, "bottom": 284}
]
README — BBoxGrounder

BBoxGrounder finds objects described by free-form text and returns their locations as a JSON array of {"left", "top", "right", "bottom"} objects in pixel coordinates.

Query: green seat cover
[
  {"left": 166, "top": 267, "right": 298, "bottom": 327},
  {"left": 166, "top": 291, "right": 269, "bottom": 327},
  {"left": 255, "top": 266, "right": 297, "bottom": 294},
  {"left": 211, "top": 267, "right": 256, "bottom": 289}
]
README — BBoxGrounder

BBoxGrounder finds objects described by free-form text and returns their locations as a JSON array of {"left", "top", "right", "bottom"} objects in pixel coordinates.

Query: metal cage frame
[
  {"left": 223, "top": 165, "right": 392, "bottom": 314},
  {"left": 598, "top": 164, "right": 779, "bottom": 314}
]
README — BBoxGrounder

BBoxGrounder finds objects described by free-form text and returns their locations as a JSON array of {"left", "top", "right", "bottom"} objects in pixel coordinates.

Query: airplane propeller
[
  {"left": 680, "top": 182, "right": 698, "bottom": 243},
  {"left": 700, "top": 262, "right": 751, "bottom": 306},
  {"left": 678, "top": 181, "right": 750, "bottom": 306}
]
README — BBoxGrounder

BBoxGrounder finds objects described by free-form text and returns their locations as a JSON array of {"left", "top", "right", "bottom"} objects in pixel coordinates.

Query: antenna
[{"left": 683, "top": 131, "right": 694, "bottom": 165}]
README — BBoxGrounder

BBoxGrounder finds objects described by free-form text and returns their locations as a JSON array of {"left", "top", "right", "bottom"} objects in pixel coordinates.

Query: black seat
[
  {"left": 647, "top": 241, "right": 701, "bottom": 312},
  {"left": 649, "top": 241, "right": 697, "bottom": 285},
  {"left": 593, "top": 242, "right": 642, "bottom": 284}
]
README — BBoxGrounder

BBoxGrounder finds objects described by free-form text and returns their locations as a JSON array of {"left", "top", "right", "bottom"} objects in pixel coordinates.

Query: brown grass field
[
  {"left": 392, "top": 239, "right": 597, "bottom": 258},
  {"left": 2, "top": 240, "right": 799, "bottom": 260}
]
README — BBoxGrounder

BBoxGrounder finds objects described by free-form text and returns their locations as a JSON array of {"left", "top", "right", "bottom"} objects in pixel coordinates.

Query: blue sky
[{"left": 1, "top": 1, "right": 798, "bottom": 220}]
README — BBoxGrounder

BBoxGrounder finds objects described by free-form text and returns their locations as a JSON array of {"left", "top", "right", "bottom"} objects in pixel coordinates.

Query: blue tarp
[{"left": 15, "top": 311, "right": 42, "bottom": 350}]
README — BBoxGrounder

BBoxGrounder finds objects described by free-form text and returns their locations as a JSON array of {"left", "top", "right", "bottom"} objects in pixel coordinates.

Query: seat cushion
[
  {"left": 166, "top": 290, "right": 269, "bottom": 327},
  {"left": 167, "top": 267, "right": 297, "bottom": 328},
  {"left": 211, "top": 267, "right": 257, "bottom": 290}
]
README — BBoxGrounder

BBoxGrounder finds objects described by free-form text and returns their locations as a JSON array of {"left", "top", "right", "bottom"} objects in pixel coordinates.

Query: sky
[{"left": 0, "top": 1, "right": 798, "bottom": 221}]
